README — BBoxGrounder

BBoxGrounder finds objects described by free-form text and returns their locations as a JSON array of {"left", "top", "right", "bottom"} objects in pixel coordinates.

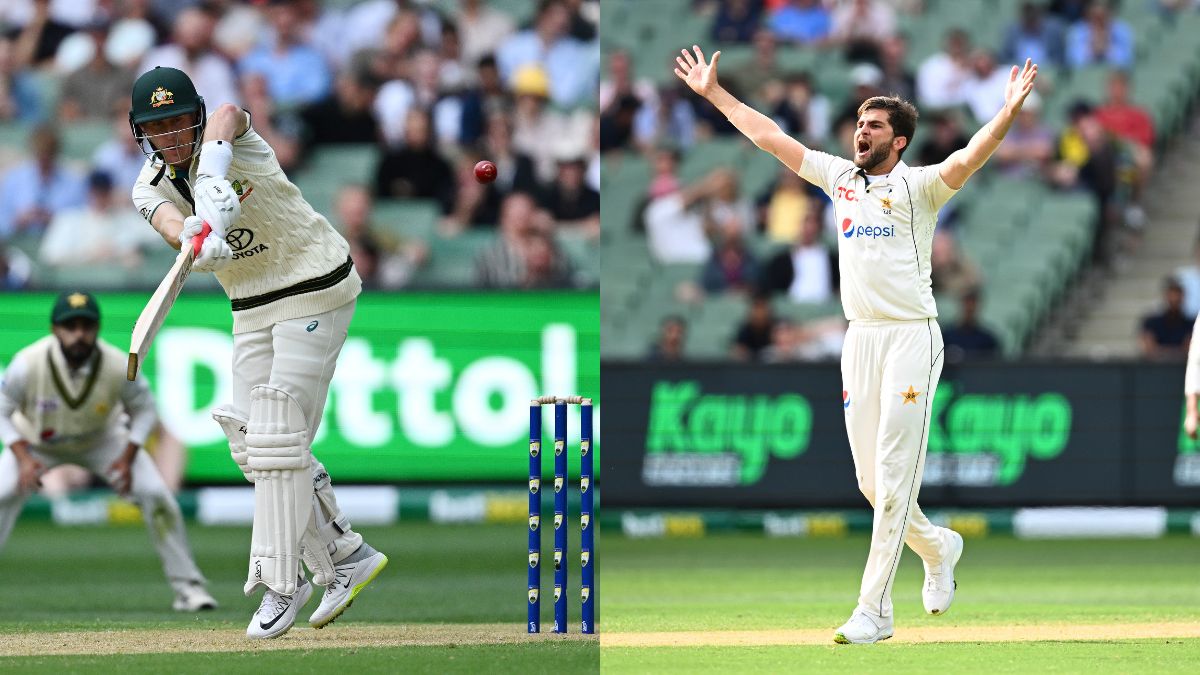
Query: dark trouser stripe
[{"left": 231, "top": 256, "right": 353, "bottom": 312}]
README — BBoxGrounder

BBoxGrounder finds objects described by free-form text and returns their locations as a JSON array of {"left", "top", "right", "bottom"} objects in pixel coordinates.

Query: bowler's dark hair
[{"left": 857, "top": 96, "right": 919, "bottom": 158}]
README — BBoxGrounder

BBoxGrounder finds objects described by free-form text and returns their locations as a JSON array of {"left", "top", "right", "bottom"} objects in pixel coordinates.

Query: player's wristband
[{"left": 196, "top": 140, "right": 233, "bottom": 179}]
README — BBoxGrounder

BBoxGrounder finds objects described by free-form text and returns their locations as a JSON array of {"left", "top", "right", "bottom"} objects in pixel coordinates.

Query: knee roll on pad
[
  {"left": 244, "top": 385, "right": 313, "bottom": 596},
  {"left": 212, "top": 405, "right": 251, "bottom": 483}
]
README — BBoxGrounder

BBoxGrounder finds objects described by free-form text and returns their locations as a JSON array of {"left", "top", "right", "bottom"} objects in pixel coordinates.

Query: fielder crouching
[
  {"left": 0, "top": 291, "right": 217, "bottom": 612},
  {"left": 128, "top": 66, "right": 387, "bottom": 639}
]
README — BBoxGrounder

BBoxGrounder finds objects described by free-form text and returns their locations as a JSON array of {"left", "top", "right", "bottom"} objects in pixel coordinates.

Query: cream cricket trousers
[
  {"left": 0, "top": 433, "right": 206, "bottom": 592},
  {"left": 841, "top": 318, "right": 951, "bottom": 618},
  {"left": 231, "top": 299, "right": 362, "bottom": 565}
]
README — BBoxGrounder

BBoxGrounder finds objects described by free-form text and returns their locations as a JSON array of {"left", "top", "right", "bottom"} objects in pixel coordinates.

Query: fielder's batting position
[
  {"left": 128, "top": 66, "right": 386, "bottom": 639},
  {"left": 676, "top": 47, "right": 1037, "bottom": 643},
  {"left": 0, "top": 292, "right": 217, "bottom": 612}
]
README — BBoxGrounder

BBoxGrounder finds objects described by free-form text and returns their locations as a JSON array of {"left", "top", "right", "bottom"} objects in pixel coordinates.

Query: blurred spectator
[
  {"left": 92, "top": 108, "right": 147, "bottom": 196},
  {"left": 831, "top": 0, "right": 897, "bottom": 63},
  {"left": 598, "top": 49, "right": 657, "bottom": 151},
  {"left": 701, "top": 232, "right": 758, "bottom": 295},
  {"left": 335, "top": 185, "right": 427, "bottom": 289},
  {"left": 768, "top": 0, "right": 832, "bottom": 45},
  {"left": 340, "top": 0, "right": 442, "bottom": 66},
  {"left": 374, "top": 108, "right": 457, "bottom": 214},
  {"left": 706, "top": 168, "right": 756, "bottom": 239},
  {"left": 455, "top": 0, "right": 515, "bottom": 68},
  {"left": 457, "top": 55, "right": 511, "bottom": 146},
  {"left": 0, "top": 245, "right": 33, "bottom": 289},
  {"left": 761, "top": 167, "right": 812, "bottom": 243},
  {"left": 0, "top": 125, "right": 86, "bottom": 238},
  {"left": 6, "top": 0, "right": 76, "bottom": 68},
  {"left": 917, "top": 112, "right": 969, "bottom": 166},
  {"left": 1002, "top": 1, "right": 1067, "bottom": 68},
  {"left": 511, "top": 65, "right": 592, "bottom": 183},
  {"left": 714, "top": 0, "right": 766, "bottom": 43},
  {"left": 731, "top": 293, "right": 777, "bottom": 361},
  {"left": 727, "top": 30, "right": 787, "bottom": 104},
  {"left": 563, "top": 0, "right": 599, "bottom": 42},
  {"left": 299, "top": 68, "right": 381, "bottom": 148},
  {"left": 930, "top": 230, "right": 981, "bottom": 297},
  {"left": 1175, "top": 238, "right": 1200, "bottom": 318},
  {"left": 917, "top": 28, "right": 972, "bottom": 111},
  {"left": 647, "top": 315, "right": 688, "bottom": 361},
  {"left": 138, "top": 6, "right": 240, "bottom": 108},
  {"left": 1095, "top": 70, "right": 1154, "bottom": 150},
  {"left": 643, "top": 170, "right": 726, "bottom": 264},
  {"left": 639, "top": 83, "right": 698, "bottom": 150},
  {"left": 647, "top": 146, "right": 682, "bottom": 201},
  {"left": 238, "top": 72, "right": 301, "bottom": 172},
  {"left": 58, "top": 20, "right": 133, "bottom": 122},
  {"left": 539, "top": 158, "right": 600, "bottom": 239},
  {"left": 762, "top": 316, "right": 847, "bottom": 362},
  {"left": 962, "top": 50, "right": 1009, "bottom": 125},
  {"left": 496, "top": 0, "right": 596, "bottom": 108},
  {"left": 835, "top": 63, "right": 885, "bottom": 128},
  {"left": 772, "top": 72, "right": 831, "bottom": 145},
  {"left": 0, "top": 35, "right": 41, "bottom": 123},
  {"left": 760, "top": 209, "right": 838, "bottom": 303},
  {"left": 942, "top": 289, "right": 1000, "bottom": 362},
  {"left": 476, "top": 193, "right": 575, "bottom": 288},
  {"left": 239, "top": 0, "right": 332, "bottom": 108},
  {"left": 878, "top": 35, "right": 916, "bottom": 102},
  {"left": 1140, "top": 277, "right": 1193, "bottom": 360},
  {"left": 1066, "top": 2, "right": 1133, "bottom": 69},
  {"left": 358, "top": 9, "right": 423, "bottom": 86},
  {"left": 444, "top": 113, "right": 537, "bottom": 233},
  {"left": 39, "top": 170, "right": 156, "bottom": 268},
  {"left": 599, "top": 49, "right": 657, "bottom": 114},
  {"left": 1047, "top": 0, "right": 1093, "bottom": 23},
  {"left": 1051, "top": 101, "right": 1120, "bottom": 261},
  {"left": 994, "top": 92, "right": 1054, "bottom": 178}
]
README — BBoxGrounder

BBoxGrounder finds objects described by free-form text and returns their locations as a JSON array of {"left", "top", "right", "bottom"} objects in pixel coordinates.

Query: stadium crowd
[
  {"left": 0, "top": 0, "right": 600, "bottom": 291},
  {"left": 603, "top": 0, "right": 1189, "bottom": 362}
]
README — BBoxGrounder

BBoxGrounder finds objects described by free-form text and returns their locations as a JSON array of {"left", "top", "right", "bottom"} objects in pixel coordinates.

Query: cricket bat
[{"left": 127, "top": 222, "right": 211, "bottom": 381}]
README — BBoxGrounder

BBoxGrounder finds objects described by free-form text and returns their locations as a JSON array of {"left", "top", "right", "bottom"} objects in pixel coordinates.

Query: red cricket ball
[{"left": 474, "top": 160, "right": 497, "bottom": 184}]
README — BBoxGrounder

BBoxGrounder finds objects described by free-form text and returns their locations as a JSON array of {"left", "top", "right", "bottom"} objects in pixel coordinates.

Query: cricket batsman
[
  {"left": 676, "top": 46, "right": 1038, "bottom": 643},
  {"left": 128, "top": 66, "right": 386, "bottom": 639},
  {"left": 0, "top": 291, "right": 217, "bottom": 612}
]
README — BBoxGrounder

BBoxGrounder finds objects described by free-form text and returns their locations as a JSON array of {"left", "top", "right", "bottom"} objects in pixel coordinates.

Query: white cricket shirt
[{"left": 798, "top": 150, "right": 958, "bottom": 321}]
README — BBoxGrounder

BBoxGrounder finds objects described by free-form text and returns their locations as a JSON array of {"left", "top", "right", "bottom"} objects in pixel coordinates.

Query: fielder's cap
[
  {"left": 130, "top": 66, "right": 203, "bottom": 125},
  {"left": 51, "top": 291, "right": 101, "bottom": 325}
]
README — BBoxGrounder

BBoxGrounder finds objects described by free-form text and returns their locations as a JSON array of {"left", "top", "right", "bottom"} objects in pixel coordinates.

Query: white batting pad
[
  {"left": 212, "top": 405, "right": 251, "bottom": 483},
  {"left": 243, "top": 385, "right": 313, "bottom": 596}
]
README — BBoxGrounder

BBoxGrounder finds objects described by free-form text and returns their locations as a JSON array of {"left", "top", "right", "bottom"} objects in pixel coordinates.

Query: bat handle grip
[{"left": 192, "top": 222, "right": 212, "bottom": 257}]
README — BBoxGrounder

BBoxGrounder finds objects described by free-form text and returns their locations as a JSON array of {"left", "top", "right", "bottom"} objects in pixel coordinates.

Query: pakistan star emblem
[
  {"left": 881, "top": 197, "right": 893, "bottom": 212},
  {"left": 901, "top": 385, "right": 921, "bottom": 404}
]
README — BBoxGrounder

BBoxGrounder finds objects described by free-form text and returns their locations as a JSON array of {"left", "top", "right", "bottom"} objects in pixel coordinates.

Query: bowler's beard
[
  {"left": 854, "top": 140, "right": 891, "bottom": 172},
  {"left": 60, "top": 340, "right": 95, "bottom": 368}
]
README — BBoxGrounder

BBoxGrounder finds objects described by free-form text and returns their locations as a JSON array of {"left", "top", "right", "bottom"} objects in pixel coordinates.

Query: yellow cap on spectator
[{"left": 512, "top": 65, "right": 550, "bottom": 98}]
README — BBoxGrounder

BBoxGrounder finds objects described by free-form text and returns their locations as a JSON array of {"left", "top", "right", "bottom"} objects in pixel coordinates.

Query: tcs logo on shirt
[{"left": 840, "top": 218, "right": 895, "bottom": 239}]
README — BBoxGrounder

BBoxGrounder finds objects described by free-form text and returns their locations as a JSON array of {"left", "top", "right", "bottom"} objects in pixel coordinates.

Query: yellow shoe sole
[{"left": 311, "top": 554, "right": 388, "bottom": 629}]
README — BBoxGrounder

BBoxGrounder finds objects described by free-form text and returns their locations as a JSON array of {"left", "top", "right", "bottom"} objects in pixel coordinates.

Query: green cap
[
  {"left": 130, "top": 66, "right": 203, "bottom": 125},
  {"left": 51, "top": 291, "right": 101, "bottom": 325}
]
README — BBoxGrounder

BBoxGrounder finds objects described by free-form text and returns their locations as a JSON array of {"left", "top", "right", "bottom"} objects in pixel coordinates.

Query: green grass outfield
[
  {"left": 0, "top": 522, "right": 597, "bottom": 673},
  {"left": 599, "top": 532, "right": 1200, "bottom": 673}
]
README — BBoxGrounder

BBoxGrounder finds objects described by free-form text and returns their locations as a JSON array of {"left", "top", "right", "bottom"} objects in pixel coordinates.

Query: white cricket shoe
[
  {"left": 309, "top": 546, "right": 388, "bottom": 629},
  {"left": 172, "top": 582, "right": 218, "bottom": 612},
  {"left": 833, "top": 608, "right": 893, "bottom": 644},
  {"left": 246, "top": 576, "right": 313, "bottom": 639},
  {"left": 923, "top": 529, "right": 964, "bottom": 615}
]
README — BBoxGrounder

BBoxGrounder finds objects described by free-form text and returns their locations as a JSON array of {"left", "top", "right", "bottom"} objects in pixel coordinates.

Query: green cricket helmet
[{"left": 128, "top": 66, "right": 206, "bottom": 165}]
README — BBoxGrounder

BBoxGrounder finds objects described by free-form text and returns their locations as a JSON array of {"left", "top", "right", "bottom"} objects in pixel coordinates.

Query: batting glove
[
  {"left": 194, "top": 176, "right": 240, "bottom": 237},
  {"left": 178, "top": 215, "right": 205, "bottom": 249},
  {"left": 193, "top": 232, "right": 232, "bottom": 273}
]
